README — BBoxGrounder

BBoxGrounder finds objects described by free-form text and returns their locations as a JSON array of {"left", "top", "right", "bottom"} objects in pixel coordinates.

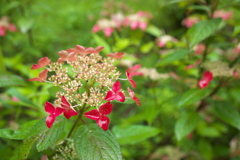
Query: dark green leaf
[
  {"left": 186, "top": 18, "right": 221, "bottom": 48},
  {"left": 112, "top": 125, "right": 160, "bottom": 145},
  {"left": 178, "top": 88, "right": 211, "bottom": 107},
  {"left": 74, "top": 124, "right": 121, "bottom": 160},
  {"left": 156, "top": 49, "right": 189, "bottom": 66},
  {"left": 232, "top": 24, "right": 240, "bottom": 37},
  {"left": 175, "top": 112, "right": 201, "bottom": 141},
  {"left": 212, "top": 101, "right": 240, "bottom": 130}
]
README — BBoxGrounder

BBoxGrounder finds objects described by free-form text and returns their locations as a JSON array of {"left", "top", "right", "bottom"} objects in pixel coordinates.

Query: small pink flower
[
  {"left": 130, "top": 21, "right": 139, "bottom": 30},
  {"left": 127, "top": 64, "right": 143, "bottom": 76},
  {"left": 198, "top": 71, "right": 213, "bottom": 89},
  {"left": 57, "top": 50, "right": 76, "bottom": 62},
  {"left": 44, "top": 101, "right": 65, "bottom": 128},
  {"left": 213, "top": 10, "right": 233, "bottom": 20},
  {"left": 31, "top": 57, "right": 51, "bottom": 70},
  {"left": 126, "top": 71, "right": 136, "bottom": 88},
  {"left": 105, "top": 81, "right": 125, "bottom": 102},
  {"left": 60, "top": 96, "right": 78, "bottom": 119},
  {"left": 92, "top": 24, "right": 100, "bottom": 33},
  {"left": 157, "top": 35, "right": 178, "bottom": 48},
  {"left": 8, "top": 23, "right": 17, "bottom": 32},
  {"left": 106, "top": 52, "right": 124, "bottom": 59},
  {"left": 0, "top": 26, "right": 6, "bottom": 36},
  {"left": 234, "top": 44, "right": 240, "bottom": 54},
  {"left": 103, "top": 27, "right": 114, "bottom": 37},
  {"left": 186, "top": 59, "right": 202, "bottom": 70},
  {"left": 128, "top": 88, "right": 141, "bottom": 106},
  {"left": 182, "top": 17, "right": 200, "bottom": 28},
  {"left": 84, "top": 102, "right": 113, "bottom": 130},
  {"left": 29, "top": 69, "right": 48, "bottom": 82},
  {"left": 194, "top": 43, "right": 206, "bottom": 55},
  {"left": 138, "top": 21, "right": 147, "bottom": 30}
]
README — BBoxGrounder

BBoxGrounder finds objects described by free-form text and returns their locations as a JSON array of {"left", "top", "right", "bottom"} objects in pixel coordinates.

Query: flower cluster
[
  {"left": 0, "top": 17, "right": 17, "bottom": 36},
  {"left": 29, "top": 45, "right": 141, "bottom": 130},
  {"left": 92, "top": 11, "right": 152, "bottom": 37}
]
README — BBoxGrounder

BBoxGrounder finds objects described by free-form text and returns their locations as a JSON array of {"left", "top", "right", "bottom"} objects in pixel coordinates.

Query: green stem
[{"left": 0, "top": 45, "right": 6, "bottom": 73}]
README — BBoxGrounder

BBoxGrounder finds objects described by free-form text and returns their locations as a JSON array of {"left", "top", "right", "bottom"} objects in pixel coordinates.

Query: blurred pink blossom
[
  {"left": 157, "top": 35, "right": 178, "bottom": 47},
  {"left": 193, "top": 43, "right": 206, "bottom": 54},
  {"left": 234, "top": 43, "right": 240, "bottom": 54},
  {"left": 182, "top": 16, "right": 200, "bottom": 28},
  {"left": 213, "top": 10, "right": 233, "bottom": 20}
]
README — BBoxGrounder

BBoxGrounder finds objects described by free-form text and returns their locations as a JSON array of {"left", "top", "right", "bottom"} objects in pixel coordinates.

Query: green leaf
[
  {"left": 114, "top": 38, "right": 130, "bottom": 51},
  {"left": 92, "top": 34, "right": 111, "bottom": 54},
  {"left": 112, "top": 125, "right": 160, "bottom": 145},
  {"left": 36, "top": 118, "right": 65, "bottom": 151},
  {"left": 18, "top": 117, "right": 65, "bottom": 160},
  {"left": 175, "top": 112, "right": 201, "bottom": 141},
  {"left": 212, "top": 101, "right": 240, "bottom": 130},
  {"left": 156, "top": 49, "right": 189, "bottom": 67},
  {"left": 0, "top": 74, "right": 25, "bottom": 87},
  {"left": 232, "top": 24, "right": 240, "bottom": 37},
  {"left": 146, "top": 25, "right": 162, "bottom": 37},
  {"left": 140, "top": 42, "right": 154, "bottom": 54},
  {"left": 186, "top": 18, "right": 222, "bottom": 48},
  {"left": 0, "top": 120, "right": 38, "bottom": 140},
  {"left": 74, "top": 124, "right": 121, "bottom": 160},
  {"left": 178, "top": 88, "right": 211, "bottom": 107}
]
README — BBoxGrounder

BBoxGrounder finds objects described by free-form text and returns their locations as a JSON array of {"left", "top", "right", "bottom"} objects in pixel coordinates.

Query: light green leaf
[
  {"left": 140, "top": 42, "right": 154, "bottom": 53},
  {"left": 178, "top": 88, "right": 211, "bottom": 107},
  {"left": 212, "top": 101, "right": 240, "bottom": 130},
  {"left": 114, "top": 38, "right": 130, "bottom": 51},
  {"left": 112, "top": 125, "right": 160, "bottom": 145},
  {"left": 0, "top": 74, "right": 25, "bottom": 87},
  {"left": 92, "top": 34, "right": 111, "bottom": 54},
  {"left": 232, "top": 24, "right": 240, "bottom": 37},
  {"left": 146, "top": 25, "right": 162, "bottom": 37},
  {"left": 0, "top": 120, "right": 38, "bottom": 140},
  {"left": 175, "top": 112, "right": 201, "bottom": 141},
  {"left": 74, "top": 124, "right": 121, "bottom": 160},
  {"left": 156, "top": 49, "right": 189, "bottom": 67},
  {"left": 186, "top": 18, "right": 221, "bottom": 48}
]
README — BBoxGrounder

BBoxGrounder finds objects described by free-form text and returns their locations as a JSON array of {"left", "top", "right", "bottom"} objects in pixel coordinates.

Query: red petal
[
  {"left": 106, "top": 52, "right": 124, "bottom": 59},
  {"left": 97, "top": 116, "right": 110, "bottom": 131},
  {"left": 28, "top": 77, "right": 41, "bottom": 82},
  {"left": 46, "top": 114, "right": 56, "bottom": 128},
  {"left": 128, "top": 88, "right": 135, "bottom": 99},
  {"left": 55, "top": 107, "right": 66, "bottom": 116},
  {"left": 198, "top": 79, "right": 209, "bottom": 89},
  {"left": 129, "top": 80, "right": 136, "bottom": 88},
  {"left": 39, "top": 69, "right": 48, "bottom": 82},
  {"left": 99, "top": 102, "right": 113, "bottom": 115},
  {"left": 116, "top": 91, "right": 125, "bottom": 102},
  {"left": 68, "top": 52, "right": 76, "bottom": 61},
  {"left": 85, "top": 47, "right": 95, "bottom": 54},
  {"left": 38, "top": 57, "right": 51, "bottom": 66},
  {"left": 31, "top": 64, "right": 41, "bottom": 70},
  {"left": 66, "top": 48, "right": 76, "bottom": 53},
  {"left": 84, "top": 109, "right": 100, "bottom": 120},
  {"left": 94, "top": 46, "right": 104, "bottom": 53},
  {"left": 75, "top": 45, "right": 86, "bottom": 53},
  {"left": 44, "top": 101, "right": 55, "bottom": 114},
  {"left": 203, "top": 71, "right": 213, "bottom": 82},
  {"left": 64, "top": 108, "right": 78, "bottom": 119},
  {"left": 61, "top": 96, "right": 71, "bottom": 108},
  {"left": 112, "top": 81, "right": 121, "bottom": 93},
  {"left": 105, "top": 91, "right": 116, "bottom": 101},
  {"left": 58, "top": 50, "right": 68, "bottom": 62},
  {"left": 133, "top": 97, "right": 141, "bottom": 106}
]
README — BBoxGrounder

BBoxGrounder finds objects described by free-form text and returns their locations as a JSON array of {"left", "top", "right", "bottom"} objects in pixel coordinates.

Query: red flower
[
  {"left": 126, "top": 71, "right": 136, "bottom": 88},
  {"left": 0, "top": 26, "right": 6, "bottom": 36},
  {"left": 60, "top": 96, "right": 78, "bottom": 119},
  {"left": 29, "top": 69, "right": 48, "bottom": 82},
  {"left": 106, "top": 52, "right": 124, "bottom": 59},
  {"left": 198, "top": 71, "right": 213, "bottom": 89},
  {"left": 73, "top": 45, "right": 104, "bottom": 57},
  {"left": 58, "top": 50, "right": 76, "bottom": 62},
  {"left": 31, "top": 57, "right": 51, "bottom": 70},
  {"left": 127, "top": 64, "right": 143, "bottom": 76},
  {"left": 128, "top": 88, "right": 141, "bottom": 106},
  {"left": 44, "top": 101, "right": 65, "bottom": 128},
  {"left": 84, "top": 102, "right": 113, "bottom": 130},
  {"left": 105, "top": 81, "right": 125, "bottom": 102},
  {"left": 8, "top": 23, "right": 17, "bottom": 32},
  {"left": 103, "top": 27, "right": 114, "bottom": 37}
]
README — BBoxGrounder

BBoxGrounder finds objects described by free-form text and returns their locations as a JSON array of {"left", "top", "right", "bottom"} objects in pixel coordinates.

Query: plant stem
[{"left": 0, "top": 44, "right": 6, "bottom": 73}]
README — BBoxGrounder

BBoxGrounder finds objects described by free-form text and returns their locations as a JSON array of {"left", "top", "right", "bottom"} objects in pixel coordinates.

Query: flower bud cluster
[{"left": 29, "top": 45, "right": 141, "bottom": 130}]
